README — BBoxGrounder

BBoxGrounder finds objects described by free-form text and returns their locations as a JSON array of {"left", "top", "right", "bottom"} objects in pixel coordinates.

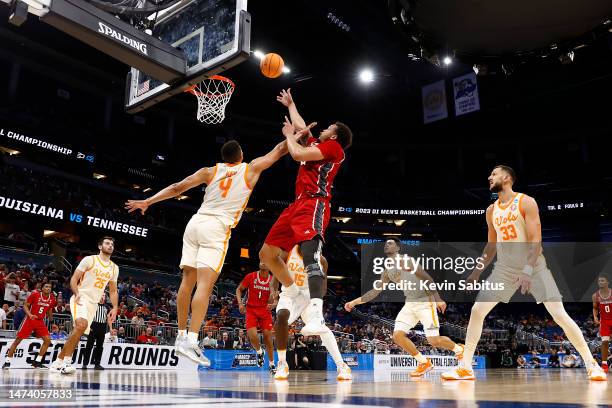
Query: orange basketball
[{"left": 260, "top": 53, "right": 284, "bottom": 78}]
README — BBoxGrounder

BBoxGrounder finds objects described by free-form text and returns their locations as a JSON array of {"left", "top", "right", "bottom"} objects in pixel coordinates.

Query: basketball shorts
[
  {"left": 180, "top": 214, "right": 231, "bottom": 273},
  {"left": 16, "top": 317, "right": 49, "bottom": 339},
  {"left": 245, "top": 306, "right": 273, "bottom": 331},
  {"left": 600, "top": 320, "right": 612, "bottom": 338},
  {"left": 394, "top": 299, "right": 440, "bottom": 336},
  {"left": 70, "top": 295, "right": 98, "bottom": 335},
  {"left": 476, "top": 261, "right": 562, "bottom": 303},
  {"left": 276, "top": 289, "right": 312, "bottom": 325},
  {"left": 265, "top": 198, "right": 330, "bottom": 251}
]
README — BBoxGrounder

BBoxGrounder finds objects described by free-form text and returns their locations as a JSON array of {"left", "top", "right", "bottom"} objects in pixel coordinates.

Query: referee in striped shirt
[{"left": 82, "top": 293, "right": 110, "bottom": 370}]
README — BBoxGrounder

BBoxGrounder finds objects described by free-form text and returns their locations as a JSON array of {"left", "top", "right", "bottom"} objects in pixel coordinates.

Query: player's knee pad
[{"left": 300, "top": 238, "right": 324, "bottom": 278}]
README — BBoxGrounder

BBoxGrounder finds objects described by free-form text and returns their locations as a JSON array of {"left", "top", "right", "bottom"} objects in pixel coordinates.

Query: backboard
[{"left": 125, "top": 0, "right": 250, "bottom": 113}]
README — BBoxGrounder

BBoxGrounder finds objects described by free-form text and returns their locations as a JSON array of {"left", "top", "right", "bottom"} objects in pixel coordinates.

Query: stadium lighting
[
  {"left": 339, "top": 230, "right": 369, "bottom": 235},
  {"left": 359, "top": 69, "right": 374, "bottom": 83},
  {"left": 443, "top": 56, "right": 452, "bottom": 65},
  {"left": 43, "top": 230, "right": 57, "bottom": 237},
  {"left": 176, "top": 195, "right": 189, "bottom": 201},
  {"left": 93, "top": 173, "right": 106, "bottom": 179},
  {"left": 282, "top": 66, "right": 291, "bottom": 74},
  {"left": 253, "top": 50, "right": 265, "bottom": 60},
  {"left": 383, "top": 233, "right": 402, "bottom": 236},
  {"left": 142, "top": 187, "right": 152, "bottom": 193}
]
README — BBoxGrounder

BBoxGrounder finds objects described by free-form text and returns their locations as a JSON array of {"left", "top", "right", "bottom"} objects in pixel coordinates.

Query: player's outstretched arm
[
  {"left": 345, "top": 270, "right": 391, "bottom": 311},
  {"left": 282, "top": 118, "right": 323, "bottom": 162},
  {"left": 247, "top": 140, "right": 289, "bottom": 187},
  {"left": 277, "top": 88, "right": 307, "bottom": 130},
  {"left": 125, "top": 167, "right": 214, "bottom": 215}
]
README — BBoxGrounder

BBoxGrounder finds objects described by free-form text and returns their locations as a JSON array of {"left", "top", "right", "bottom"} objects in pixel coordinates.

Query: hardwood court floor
[{"left": 0, "top": 368, "right": 609, "bottom": 407}]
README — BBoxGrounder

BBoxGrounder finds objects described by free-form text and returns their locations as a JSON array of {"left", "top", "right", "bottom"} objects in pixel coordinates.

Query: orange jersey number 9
[{"left": 500, "top": 225, "right": 518, "bottom": 241}]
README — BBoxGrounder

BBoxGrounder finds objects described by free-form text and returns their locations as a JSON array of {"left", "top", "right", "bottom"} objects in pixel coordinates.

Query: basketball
[{"left": 260, "top": 53, "right": 284, "bottom": 78}]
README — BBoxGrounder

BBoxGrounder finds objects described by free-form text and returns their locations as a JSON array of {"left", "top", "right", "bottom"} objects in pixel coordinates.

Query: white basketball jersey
[
  {"left": 386, "top": 256, "right": 430, "bottom": 302},
  {"left": 492, "top": 192, "right": 543, "bottom": 269},
  {"left": 197, "top": 162, "right": 253, "bottom": 228},
  {"left": 76, "top": 255, "right": 118, "bottom": 302},
  {"left": 284, "top": 246, "right": 309, "bottom": 291}
]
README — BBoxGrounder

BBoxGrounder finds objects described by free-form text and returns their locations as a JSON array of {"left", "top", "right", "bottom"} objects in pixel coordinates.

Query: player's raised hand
[
  {"left": 516, "top": 273, "right": 532, "bottom": 295},
  {"left": 125, "top": 199, "right": 149, "bottom": 215},
  {"left": 282, "top": 116, "right": 295, "bottom": 137},
  {"left": 276, "top": 88, "right": 294, "bottom": 107}
]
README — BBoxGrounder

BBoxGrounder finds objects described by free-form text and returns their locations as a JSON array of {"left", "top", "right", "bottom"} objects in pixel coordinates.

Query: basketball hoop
[{"left": 186, "top": 75, "right": 235, "bottom": 124}]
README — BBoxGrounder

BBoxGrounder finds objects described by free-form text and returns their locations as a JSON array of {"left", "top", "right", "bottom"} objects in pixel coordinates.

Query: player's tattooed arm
[
  {"left": 125, "top": 167, "right": 214, "bottom": 215},
  {"left": 345, "top": 270, "right": 391, "bottom": 311},
  {"left": 522, "top": 195, "right": 543, "bottom": 267}
]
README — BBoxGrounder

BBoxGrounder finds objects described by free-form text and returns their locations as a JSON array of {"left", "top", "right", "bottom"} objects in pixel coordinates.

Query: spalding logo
[{"left": 98, "top": 22, "right": 148, "bottom": 55}]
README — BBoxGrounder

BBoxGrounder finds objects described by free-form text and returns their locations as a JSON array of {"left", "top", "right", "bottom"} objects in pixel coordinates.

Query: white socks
[
  {"left": 256, "top": 348, "right": 263, "bottom": 355},
  {"left": 319, "top": 328, "right": 343, "bottom": 366},
  {"left": 278, "top": 349, "right": 286, "bottom": 363},
  {"left": 452, "top": 344, "right": 463, "bottom": 354},
  {"left": 35, "top": 355, "right": 43, "bottom": 362},
  {"left": 187, "top": 332, "right": 198, "bottom": 343},
  {"left": 414, "top": 353, "right": 427, "bottom": 364},
  {"left": 178, "top": 329, "right": 187, "bottom": 337},
  {"left": 63, "top": 357, "right": 72, "bottom": 365},
  {"left": 310, "top": 298, "right": 323, "bottom": 316}
]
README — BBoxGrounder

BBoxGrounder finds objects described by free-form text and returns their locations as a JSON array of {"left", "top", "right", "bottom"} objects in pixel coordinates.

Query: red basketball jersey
[
  {"left": 596, "top": 289, "right": 612, "bottom": 320},
  {"left": 27, "top": 290, "right": 56, "bottom": 319},
  {"left": 294, "top": 136, "right": 345, "bottom": 201},
  {"left": 241, "top": 271, "right": 272, "bottom": 308}
]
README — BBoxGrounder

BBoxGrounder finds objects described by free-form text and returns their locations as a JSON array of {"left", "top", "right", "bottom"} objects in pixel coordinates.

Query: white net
[{"left": 188, "top": 75, "right": 235, "bottom": 124}]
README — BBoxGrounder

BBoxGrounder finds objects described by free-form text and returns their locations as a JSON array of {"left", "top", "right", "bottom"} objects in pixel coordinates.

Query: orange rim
[{"left": 185, "top": 75, "right": 235, "bottom": 97}]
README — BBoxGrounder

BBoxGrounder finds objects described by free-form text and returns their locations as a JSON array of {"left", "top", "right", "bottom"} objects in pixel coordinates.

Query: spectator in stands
[
  {"left": 3, "top": 274, "right": 20, "bottom": 307},
  {"left": 12, "top": 302, "right": 25, "bottom": 331},
  {"left": 202, "top": 331, "right": 217, "bottom": 349},
  {"left": 0, "top": 303, "right": 7, "bottom": 330},
  {"left": 105, "top": 328, "right": 119, "bottom": 343},
  {"left": 54, "top": 299, "right": 66, "bottom": 314},
  {"left": 117, "top": 326, "right": 127, "bottom": 342},
  {"left": 136, "top": 327, "right": 159, "bottom": 345},
  {"left": 50, "top": 324, "right": 68, "bottom": 341},
  {"left": 562, "top": 349, "right": 578, "bottom": 368},
  {"left": 131, "top": 311, "right": 145, "bottom": 327},
  {"left": 234, "top": 330, "right": 249, "bottom": 350},
  {"left": 2, "top": 304, "right": 12, "bottom": 321},
  {"left": 549, "top": 349, "right": 560, "bottom": 368},
  {"left": 217, "top": 332, "right": 233, "bottom": 350},
  {"left": 147, "top": 313, "right": 162, "bottom": 328},
  {"left": 517, "top": 355, "right": 527, "bottom": 368},
  {"left": 18, "top": 281, "right": 30, "bottom": 305}
]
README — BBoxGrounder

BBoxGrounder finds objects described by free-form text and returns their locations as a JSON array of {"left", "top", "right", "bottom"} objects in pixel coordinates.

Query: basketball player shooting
[
  {"left": 50, "top": 237, "right": 119, "bottom": 374},
  {"left": 236, "top": 263, "right": 276, "bottom": 374},
  {"left": 441, "top": 165, "right": 606, "bottom": 381},
  {"left": 270, "top": 245, "right": 352, "bottom": 381},
  {"left": 126, "top": 140, "right": 289, "bottom": 367},
  {"left": 260, "top": 88, "right": 353, "bottom": 337},
  {"left": 593, "top": 274, "right": 611, "bottom": 373},
  {"left": 345, "top": 237, "right": 464, "bottom": 377},
  {"left": 3, "top": 282, "right": 56, "bottom": 369}
]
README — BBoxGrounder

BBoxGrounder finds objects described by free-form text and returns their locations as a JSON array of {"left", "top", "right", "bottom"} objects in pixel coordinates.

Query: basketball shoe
[
  {"left": 337, "top": 362, "right": 352, "bottom": 381},
  {"left": 411, "top": 358, "right": 434, "bottom": 377}
]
